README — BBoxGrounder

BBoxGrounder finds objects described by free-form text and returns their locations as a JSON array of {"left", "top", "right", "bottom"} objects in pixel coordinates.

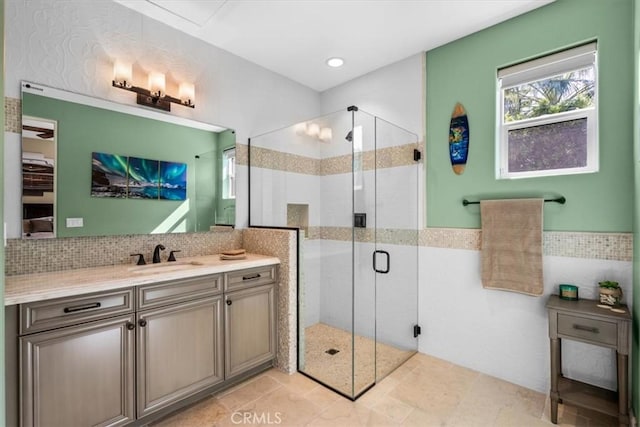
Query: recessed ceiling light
[{"left": 326, "top": 57, "right": 344, "bottom": 68}]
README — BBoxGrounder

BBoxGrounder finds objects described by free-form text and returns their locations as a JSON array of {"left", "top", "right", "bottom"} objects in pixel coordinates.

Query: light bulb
[
  {"left": 148, "top": 72, "right": 166, "bottom": 97},
  {"left": 306, "top": 123, "right": 320, "bottom": 137},
  {"left": 113, "top": 60, "right": 132, "bottom": 87},
  {"left": 319, "top": 127, "right": 332, "bottom": 142},
  {"left": 178, "top": 82, "right": 195, "bottom": 105}
]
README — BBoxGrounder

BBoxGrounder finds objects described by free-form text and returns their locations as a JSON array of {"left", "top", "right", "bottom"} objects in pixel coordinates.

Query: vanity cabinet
[
  {"left": 224, "top": 266, "right": 277, "bottom": 379},
  {"left": 11, "top": 262, "right": 278, "bottom": 426},
  {"left": 136, "top": 295, "right": 224, "bottom": 417},
  {"left": 19, "top": 290, "right": 136, "bottom": 427}
]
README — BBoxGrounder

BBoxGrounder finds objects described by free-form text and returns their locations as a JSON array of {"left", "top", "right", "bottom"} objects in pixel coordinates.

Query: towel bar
[{"left": 462, "top": 196, "right": 566, "bottom": 206}]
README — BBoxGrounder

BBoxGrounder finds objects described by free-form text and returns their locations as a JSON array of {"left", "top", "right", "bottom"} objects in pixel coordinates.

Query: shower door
[
  {"left": 353, "top": 111, "right": 419, "bottom": 398},
  {"left": 371, "top": 116, "right": 420, "bottom": 381}
]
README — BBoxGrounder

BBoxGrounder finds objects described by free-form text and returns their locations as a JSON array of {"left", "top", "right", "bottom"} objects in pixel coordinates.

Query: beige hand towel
[{"left": 480, "top": 199, "right": 543, "bottom": 296}]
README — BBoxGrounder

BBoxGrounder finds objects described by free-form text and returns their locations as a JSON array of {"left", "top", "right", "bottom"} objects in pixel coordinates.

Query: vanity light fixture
[
  {"left": 318, "top": 127, "right": 332, "bottom": 142},
  {"left": 111, "top": 61, "right": 195, "bottom": 111},
  {"left": 297, "top": 121, "right": 332, "bottom": 142},
  {"left": 306, "top": 122, "right": 320, "bottom": 137}
]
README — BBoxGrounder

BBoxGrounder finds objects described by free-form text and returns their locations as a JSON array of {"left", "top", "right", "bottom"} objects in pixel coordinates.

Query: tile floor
[{"left": 152, "top": 353, "right": 618, "bottom": 427}]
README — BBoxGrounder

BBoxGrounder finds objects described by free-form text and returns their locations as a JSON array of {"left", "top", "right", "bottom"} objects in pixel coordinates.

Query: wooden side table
[{"left": 546, "top": 295, "right": 631, "bottom": 427}]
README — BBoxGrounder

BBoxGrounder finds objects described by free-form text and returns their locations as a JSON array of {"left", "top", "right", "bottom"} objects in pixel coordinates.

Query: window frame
[
  {"left": 496, "top": 42, "right": 599, "bottom": 180},
  {"left": 222, "top": 147, "right": 236, "bottom": 200}
]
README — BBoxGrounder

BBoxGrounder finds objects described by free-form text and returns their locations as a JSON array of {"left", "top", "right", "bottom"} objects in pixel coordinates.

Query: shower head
[{"left": 345, "top": 130, "right": 353, "bottom": 143}]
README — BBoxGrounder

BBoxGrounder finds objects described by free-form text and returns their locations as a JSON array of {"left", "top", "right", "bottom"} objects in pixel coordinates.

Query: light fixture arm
[{"left": 112, "top": 80, "right": 195, "bottom": 111}]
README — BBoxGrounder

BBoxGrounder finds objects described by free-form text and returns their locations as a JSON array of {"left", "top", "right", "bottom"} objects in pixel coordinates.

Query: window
[
  {"left": 497, "top": 42, "right": 598, "bottom": 179},
  {"left": 222, "top": 148, "right": 236, "bottom": 199}
]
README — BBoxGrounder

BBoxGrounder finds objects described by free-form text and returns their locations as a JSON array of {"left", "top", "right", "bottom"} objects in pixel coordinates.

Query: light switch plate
[{"left": 66, "top": 218, "right": 84, "bottom": 228}]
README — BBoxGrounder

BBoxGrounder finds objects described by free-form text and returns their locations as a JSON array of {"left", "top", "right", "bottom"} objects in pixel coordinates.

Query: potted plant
[{"left": 598, "top": 281, "right": 622, "bottom": 306}]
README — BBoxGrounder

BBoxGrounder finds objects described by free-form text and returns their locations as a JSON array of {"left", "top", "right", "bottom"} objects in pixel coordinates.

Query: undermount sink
[{"left": 128, "top": 260, "right": 205, "bottom": 274}]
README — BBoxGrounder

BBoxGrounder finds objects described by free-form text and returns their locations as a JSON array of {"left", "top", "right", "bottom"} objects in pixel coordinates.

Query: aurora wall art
[{"left": 91, "top": 152, "right": 187, "bottom": 201}]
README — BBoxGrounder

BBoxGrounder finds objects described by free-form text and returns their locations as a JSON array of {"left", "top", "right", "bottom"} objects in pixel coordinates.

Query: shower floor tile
[{"left": 300, "top": 323, "right": 415, "bottom": 397}]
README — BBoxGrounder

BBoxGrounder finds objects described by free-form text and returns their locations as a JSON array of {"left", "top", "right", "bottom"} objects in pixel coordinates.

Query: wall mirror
[
  {"left": 16, "top": 81, "right": 236, "bottom": 239},
  {"left": 21, "top": 116, "right": 57, "bottom": 238}
]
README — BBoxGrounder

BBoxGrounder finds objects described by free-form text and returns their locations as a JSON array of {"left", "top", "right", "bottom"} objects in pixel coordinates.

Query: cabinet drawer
[
  {"left": 20, "top": 288, "right": 135, "bottom": 335},
  {"left": 224, "top": 265, "right": 277, "bottom": 291},
  {"left": 557, "top": 313, "right": 617, "bottom": 346},
  {"left": 137, "top": 274, "right": 222, "bottom": 310}
]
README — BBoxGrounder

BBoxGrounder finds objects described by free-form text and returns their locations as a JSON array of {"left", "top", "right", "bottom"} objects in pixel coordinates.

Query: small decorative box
[{"left": 558, "top": 284, "right": 579, "bottom": 301}]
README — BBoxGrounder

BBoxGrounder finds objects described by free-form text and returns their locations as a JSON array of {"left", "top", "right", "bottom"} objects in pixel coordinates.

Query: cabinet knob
[
  {"left": 226, "top": 300, "right": 232, "bottom": 306},
  {"left": 126, "top": 322, "right": 135, "bottom": 330},
  {"left": 138, "top": 319, "right": 147, "bottom": 327}
]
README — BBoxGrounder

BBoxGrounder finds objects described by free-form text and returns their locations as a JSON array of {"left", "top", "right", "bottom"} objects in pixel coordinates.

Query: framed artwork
[
  {"left": 91, "top": 153, "right": 186, "bottom": 201},
  {"left": 160, "top": 161, "right": 187, "bottom": 201},
  {"left": 91, "top": 152, "right": 128, "bottom": 198},
  {"left": 127, "top": 157, "right": 160, "bottom": 199}
]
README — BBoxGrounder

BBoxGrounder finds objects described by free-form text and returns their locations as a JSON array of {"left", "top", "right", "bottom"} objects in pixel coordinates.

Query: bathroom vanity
[{"left": 5, "top": 254, "right": 278, "bottom": 427}]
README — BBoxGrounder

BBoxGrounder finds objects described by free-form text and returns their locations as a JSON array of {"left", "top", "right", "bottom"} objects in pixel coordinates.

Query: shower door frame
[{"left": 246, "top": 107, "right": 420, "bottom": 401}]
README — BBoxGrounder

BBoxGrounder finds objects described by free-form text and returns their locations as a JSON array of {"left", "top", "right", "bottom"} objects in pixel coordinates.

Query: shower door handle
[{"left": 373, "top": 250, "right": 390, "bottom": 274}]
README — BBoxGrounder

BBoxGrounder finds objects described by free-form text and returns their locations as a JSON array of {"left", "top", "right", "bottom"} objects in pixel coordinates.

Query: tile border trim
[{"left": 304, "top": 226, "right": 631, "bottom": 261}]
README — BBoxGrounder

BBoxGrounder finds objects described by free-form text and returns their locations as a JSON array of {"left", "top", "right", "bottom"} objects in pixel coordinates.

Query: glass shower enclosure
[{"left": 249, "top": 107, "right": 420, "bottom": 399}]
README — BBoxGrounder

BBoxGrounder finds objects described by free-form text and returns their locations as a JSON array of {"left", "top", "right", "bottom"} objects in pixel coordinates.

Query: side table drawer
[{"left": 557, "top": 314, "right": 617, "bottom": 346}]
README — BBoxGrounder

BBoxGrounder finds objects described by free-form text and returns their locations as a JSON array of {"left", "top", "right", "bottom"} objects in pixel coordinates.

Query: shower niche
[{"left": 249, "top": 106, "right": 420, "bottom": 399}]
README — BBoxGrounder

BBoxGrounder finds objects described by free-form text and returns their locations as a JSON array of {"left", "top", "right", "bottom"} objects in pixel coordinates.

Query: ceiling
[{"left": 114, "top": 0, "right": 555, "bottom": 92}]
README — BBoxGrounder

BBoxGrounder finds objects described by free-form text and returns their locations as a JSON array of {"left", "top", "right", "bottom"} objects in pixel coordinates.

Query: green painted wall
[
  {"left": 426, "top": 0, "right": 634, "bottom": 232},
  {"left": 1, "top": 0, "right": 6, "bottom": 423},
  {"left": 633, "top": 0, "right": 640, "bottom": 418},
  {"left": 22, "top": 93, "right": 221, "bottom": 237}
]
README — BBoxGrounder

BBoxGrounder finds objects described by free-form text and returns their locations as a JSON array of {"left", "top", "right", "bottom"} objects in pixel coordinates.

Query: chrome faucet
[{"left": 152, "top": 244, "right": 165, "bottom": 263}]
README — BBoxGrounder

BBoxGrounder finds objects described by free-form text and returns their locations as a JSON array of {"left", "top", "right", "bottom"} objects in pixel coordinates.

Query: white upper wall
[
  {"left": 5, "top": 0, "right": 320, "bottom": 149},
  {"left": 319, "top": 53, "right": 424, "bottom": 141}
]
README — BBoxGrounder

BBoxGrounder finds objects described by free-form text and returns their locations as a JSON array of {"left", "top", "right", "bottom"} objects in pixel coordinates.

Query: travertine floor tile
[
  {"left": 217, "top": 375, "right": 282, "bottom": 411},
  {"left": 151, "top": 398, "right": 229, "bottom": 427},
  {"left": 306, "top": 399, "right": 397, "bottom": 426},
  {"left": 453, "top": 373, "right": 546, "bottom": 422},
  {"left": 495, "top": 407, "right": 552, "bottom": 427},
  {"left": 240, "top": 385, "right": 324, "bottom": 427},
  {"left": 153, "top": 354, "right": 620, "bottom": 427},
  {"left": 389, "top": 356, "right": 478, "bottom": 416},
  {"left": 371, "top": 396, "right": 414, "bottom": 423},
  {"left": 265, "top": 368, "right": 319, "bottom": 394},
  {"left": 304, "top": 384, "right": 343, "bottom": 409}
]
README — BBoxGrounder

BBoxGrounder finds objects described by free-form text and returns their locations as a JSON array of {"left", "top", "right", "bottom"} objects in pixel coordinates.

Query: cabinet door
[
  {"left": 137, "top": 296, "right": 224, "bottom": 417},
  {"left": 20, "top": 314, "right": 135, "bottom": 427},
  {"left": 225, "top": 283, "right": 276, "bottom": 378}
]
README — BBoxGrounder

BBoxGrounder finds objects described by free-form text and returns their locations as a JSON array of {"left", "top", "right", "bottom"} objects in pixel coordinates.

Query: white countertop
[{"left": 5, "top": 253, "right": 280, "bottom": 306}]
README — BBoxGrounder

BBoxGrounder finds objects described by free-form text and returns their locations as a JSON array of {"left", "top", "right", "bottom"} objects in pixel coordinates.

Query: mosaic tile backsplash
[
  {"left": 5, "top": 230, "right": 243, "bottom": 276},
  {"left": 5, "top": 97, "right": 21, "bottom": 133},
  {"left": 420, "top": 228, "right": 632, "bottom": 262}
]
